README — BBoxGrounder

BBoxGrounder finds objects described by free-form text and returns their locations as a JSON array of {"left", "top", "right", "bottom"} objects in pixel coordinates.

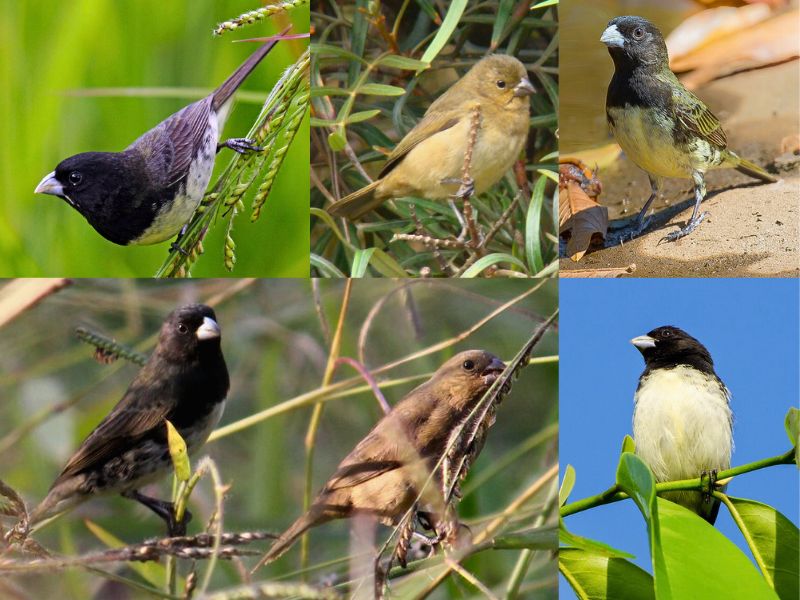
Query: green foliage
[
  {"left": 310, "top": 0, "right": 559, "bottom": 277},
  {"left": 0, "top": 0, "right": 309, "bottom": 276},
  {"left": 559, "top": 420, "right": 799, "bottom": 600}
]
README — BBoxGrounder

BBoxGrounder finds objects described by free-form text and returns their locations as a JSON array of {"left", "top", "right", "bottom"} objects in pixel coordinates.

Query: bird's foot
[
  {"left": 453, "top": 176, "right": 475, "bottom": 200},
  {"left": 123, "top": 490, "right": 192, "bottom": 536},
  {"left": 700, "top": 469, "right": 718, "bottom": 505},
  {"left": 169, "top": 241, "right": 189, "bottom": 256},
  {"left": 659, "top": 212, "right": 709, "bottom": 244},
  {"left": 626, "top": 215, "right": 651, "bottom": 241},
  {"left": 218, "top": 138, "right": 263, "bottom": 155}
]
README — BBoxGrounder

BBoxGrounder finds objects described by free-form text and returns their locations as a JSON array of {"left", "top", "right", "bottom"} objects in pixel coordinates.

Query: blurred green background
[
  {"left": 0, "top": 278, "right": 557, "bottom": 598},
  {"left": 0, "top": 1, "right": 309, "bottom": 277}
]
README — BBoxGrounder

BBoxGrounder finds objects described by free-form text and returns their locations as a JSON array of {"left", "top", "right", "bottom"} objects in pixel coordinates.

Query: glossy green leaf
[
  {"left": 653, "top": 498, "right": 779, "bottom": 599},
  {"left": 729, "top": 497, "right": 799, "bottom": 599},
  {"left": 526, "top": 174, "right": 547, "bottom": 273},
  {"left": 350, "top": 248, "right": 375, "bottom": 277},
  {"left": 560, "top": 523, "right": 635, "bottom": 559},
  {"left": 419, "top": 0, "right": 468, "bottom": 66},
  {"left": 621, "top": 435, "right": 636, "bottom": 454},
  {"left": 560, "top": 547, "right": 654, "bottom": 600},
  {"left": 560, "top": 464, "right": 576, "bottom": 506}
]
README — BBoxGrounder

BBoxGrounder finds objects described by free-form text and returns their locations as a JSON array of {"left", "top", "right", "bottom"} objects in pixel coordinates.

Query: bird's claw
[
  {"left": 167, "top": 508, "right": 192, "bottom": 537},
  {"left": 453, "top": 176, "right": 475, "bottom": 200},
  {"left": 659, "top": 211, "right": 709, "bottom": 244},
  {"left": 218, "top": 138, "right": 263, "bottom": 155},
  {"left": 700, "top": 469, "right": 717, "bottom": 505},
  {"left": 627, "top": 215, "right": 651, "bottom": 241}
]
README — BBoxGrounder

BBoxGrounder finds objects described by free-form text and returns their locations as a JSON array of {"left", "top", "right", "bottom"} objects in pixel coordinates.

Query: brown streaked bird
[
  {"left": 255, "top": 350, "right": 506, "bottom": 569},
  {"left": 326, "top": 55, "right": 535, "bottom": 220},
  {"left": 28, "top": 304, "right": 229, "bottom": 535}
]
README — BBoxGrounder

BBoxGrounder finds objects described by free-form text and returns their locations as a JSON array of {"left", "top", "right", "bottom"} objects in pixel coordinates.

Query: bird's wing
[
  {"left": 378, "top": 110, "right": 461, "bottom": 178},
  {"left": 322, "top": 429, "right": 404, "bottom": 492},
  {"left": 129, "top": 96, "right": 215, "bottom": 187},
  {"left": 672, "top": 88, "right": 727, "bottom": 149},
  {"left": 50, "top": 373, "right": 173, "bottom": 487}
]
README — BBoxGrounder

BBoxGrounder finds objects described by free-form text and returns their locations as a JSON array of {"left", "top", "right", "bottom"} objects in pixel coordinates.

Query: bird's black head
[
  {"left": 631, "top": 326, "right": 715, "bottom": 374},
  {"left": 600, "top": 16, "right": 669, "bottom": 71},
  {"left": 157, "top": 304, "right": 222, "bottom": 363},
  {"left": 35, "top": 151, "right": 156, "bottom": 245}
]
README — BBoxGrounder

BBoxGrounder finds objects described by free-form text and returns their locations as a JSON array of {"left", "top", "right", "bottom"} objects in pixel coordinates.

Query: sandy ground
[{"left": 560, "top": 61, "right": 800, "bottom": 278}]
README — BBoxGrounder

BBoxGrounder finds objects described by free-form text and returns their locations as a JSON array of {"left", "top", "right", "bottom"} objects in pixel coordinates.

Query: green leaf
[
  {"left": 376, "top": 54, "right": 430, "bottom": 71},
  {"left": 490, "top": 0, "right": 515, "bottom": 49},
  {"left": 560, "top": 547, "right": 654, "bottom": 600},
  {"left": 560, "top": 464, "right": 576, "bottom": 506},
  {"left": 327, "top": 130, "right": 347, "bottom": 151},
  {"left": 357, "top": 83, "right": 406, "bottom": 96},
  {"left": 560, "top": 523, "right": 635, "bottom": 559},
  {"left": 460, "top": 253, "right": 528, "bottom": 277},
  {"left": 621, "top": 435, "right": 636, "bottom": 454},
  {"left": 531, "top": 0, "right": 558, "bottom": 9},
  {"left": 310, "top": 86, "right": 351, "bottom": 97},
  {"left": 615, "top": 452, "right": 656, "bottom": 522},
  {"left": 310, "top": 253, "right": 346, "bottom": 278},
  {"left": 728, "top": 497, "right": 799, "bottom": 599},
  {"left": 165, "top": 420, "right": 190, "bottom": 482},
  {"left": 346, "top": 109, "right": 382, "bottom": 124},
  {"left": 419, "top": 0, "right": 468, "bottom": 66},
  {"left": 785, "top": 407, "right": 798, "bottom": 447},
  {"left": 363, "top": 248, "right": 408, "bottom": 277},
  {"left": 494, "top": 525, "right": 558, "bottom": 550},
  {"left": 310, "top": 43, "right": 366, "bottom": 64},
  {"left": 653, "top": 499, "right": 779, "bottom": 599},
  {"left": 526, "top": 174, "right": 547, "bottom": 273},
  {"left": 350, "top": 248, "right": 375, "bottom": 277}
]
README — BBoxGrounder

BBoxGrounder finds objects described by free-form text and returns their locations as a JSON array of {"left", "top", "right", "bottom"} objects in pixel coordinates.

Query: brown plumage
[
  {"left": 326, "top": 55, "right": 535, "bottom": 220},
  {"left": 255, "top": 350, "right": 506, "bottom": 569}
]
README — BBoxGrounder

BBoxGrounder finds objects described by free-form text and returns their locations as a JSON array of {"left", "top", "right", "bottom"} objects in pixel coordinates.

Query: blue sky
[{"left": 559, "top": 278, "right": 799, "bottom": 596}]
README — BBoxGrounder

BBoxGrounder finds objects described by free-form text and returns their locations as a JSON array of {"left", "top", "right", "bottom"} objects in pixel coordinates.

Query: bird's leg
[
  {"left": 122, "top": 490, "right": 192, "bottom": 536},
  {"left": 217, "top": 138, "right": 263, "bottom": 155},
  {"left": 629, "top": 175, "right": 661, "bottom": 238},
  {"left": 447, "top": 198, "right": 469, "bottom": 239},
  {"left": 700, "top": 469, "right": 718, "bottom": 505},
  {"left": 169, "top": 224, "right": 190, "bottom": 256},
  {"left": 660, "top": 170, "right": 709, "bottom": 243}
]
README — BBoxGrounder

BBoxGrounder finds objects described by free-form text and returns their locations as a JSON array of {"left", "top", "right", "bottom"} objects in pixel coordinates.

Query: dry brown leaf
[
  {"left": 561, "top": 144, "right": 622, "bottom": 173},
  {"left": 560, "top": 264, "right": 637, "bottom": 278},
  {"left": 559, "top": 160, "right": 609, "bottom": 262},
  {"left": 668, "top": 9, "right": 799, "bottom": 89}
]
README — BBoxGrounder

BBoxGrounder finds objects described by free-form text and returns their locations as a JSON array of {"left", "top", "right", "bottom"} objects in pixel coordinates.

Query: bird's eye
[
  {"left": 632, "top": 27, "right": 645, "bottom": 40},
  {"left": 177, "top": 323, "right": 189, "bottom": 334},
  {"left": 68, "top": 171, "right": 83, "bottom": 186},
  {"left": 662, "top": 330, "right": 672, "bottom": 337},
  {"left": 462, "top": 359, "right": 475, "bottom": 371},
  {"left": 496, "top": 80, "right": 506, "bottom": 89}
]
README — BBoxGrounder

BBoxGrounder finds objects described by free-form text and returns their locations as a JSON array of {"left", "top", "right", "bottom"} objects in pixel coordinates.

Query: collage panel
[
  {"left": 559, "top": 278, "right": 799, "bottom": 598},
  {"left": 0, "top": 278, "right": 558, "bottom": 598},
  {"left": 1, "top": 1, "right": 310, "bottom": 278},
  {"left": 559, "top": 0, "right": 798, "bottom": 277},
  {"left": 310, "top": 1, "right": 558, "bottom": 278}
]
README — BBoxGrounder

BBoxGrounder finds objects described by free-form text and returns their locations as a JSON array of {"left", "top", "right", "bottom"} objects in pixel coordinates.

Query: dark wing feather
[
  {"left": 672, "top": 88, "right": 727, "bottom": 149},
  {"left": 128, "top": 96, "right": 214, "bottom": 187},
  {"left": 50, "top": 370, "right": 174, "bottom": 488}
]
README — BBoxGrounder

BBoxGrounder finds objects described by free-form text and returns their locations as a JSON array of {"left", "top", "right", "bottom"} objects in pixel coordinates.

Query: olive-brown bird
[
  {"left": 255, "top": 350, "right": 506, "bottom": 569},
  {"left": 28, "top": 304, "right": 229, "bottom": 535},
  {"left": 326, "top": 55, "right": 535, "bottom": 220}
]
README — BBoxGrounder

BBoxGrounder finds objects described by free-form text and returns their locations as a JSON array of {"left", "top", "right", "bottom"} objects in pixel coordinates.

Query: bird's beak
[
  {"left": 631, "top": 335, "right": 656, "bottom": 350},
  {"left": 600, "top": 24, "right": 625, "bottom": 48},
  {"left": 196, "top": 316, "right": 221, "bottom": 340},
  {"left": 35, "top": 172, "right": 63, "bottom": 197},
  {"left": 483, "top": 357, "right": 507, "bottom": 374},
  {"left": 513, "top": 77, "right": 536, "bottom": 97}
]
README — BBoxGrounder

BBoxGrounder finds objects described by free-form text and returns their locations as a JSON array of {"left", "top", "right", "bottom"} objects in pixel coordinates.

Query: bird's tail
[
  {"left": 326, "top": 180, "right": 383, "bottom": 220},
  {"left": 252, "top": 509, "right": 323, "bottom": 572},
  {"left": 211, "top": 25, "right": 291, "bottom": 112},
  {"left": 728, "top": 152, "right": 777, "bottom": 184}
]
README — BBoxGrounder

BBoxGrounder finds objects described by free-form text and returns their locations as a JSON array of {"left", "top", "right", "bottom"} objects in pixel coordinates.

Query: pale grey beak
[
  {"left": 35, "top": 171, "right": 63, "bottom": 197},
  {"left": 631, "top": 335, "right": 656, "bottom": 350},
  {"left": 600, "top": 24, "right": 625, "bottom": 48},
  {"left": 514, "top": 77, "right": 536, "bottom": 97},
  {"left": 196, "top": 316, "right": 221, "bottom": 340}
]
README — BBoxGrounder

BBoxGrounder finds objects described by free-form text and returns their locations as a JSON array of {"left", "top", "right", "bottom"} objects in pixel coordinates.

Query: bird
[
  {"left": 34, "top": 31, "right": 288, "bottom": 247},
  {"left": 630, "top": 326, "right": 733, "bottom": 523},
  {"left": 255, "top": 350, "right": 507, "bottom": 569},
  {"left": 28, "top": 304, "right": 229, "bottom": 535},
  {"left": 601, "top": 16, "right": 777, "bottom": 242},
  {"left": 326, "top": 54, "right": 535, "bottom": 220}
]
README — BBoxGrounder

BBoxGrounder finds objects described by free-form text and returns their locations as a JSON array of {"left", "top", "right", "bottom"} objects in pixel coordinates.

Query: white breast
[{"left": 633, "top": 366, "right": 732, "bottom": 483}]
